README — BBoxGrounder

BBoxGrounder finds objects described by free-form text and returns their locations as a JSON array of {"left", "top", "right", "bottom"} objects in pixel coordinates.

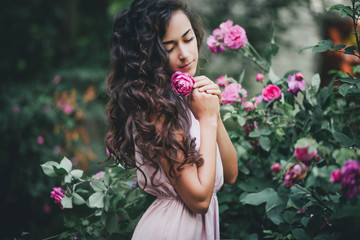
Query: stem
[
  {"left": 352, "top": 0, "right": 360, "bottom": 58},
  {"left": 42, "top": 235, "right": 60, "bottom": 240}
]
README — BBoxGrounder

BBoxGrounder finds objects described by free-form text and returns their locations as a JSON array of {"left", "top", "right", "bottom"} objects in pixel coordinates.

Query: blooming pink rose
[
  {"left": 244, "top": 101, "right": 255, "bottom": 111},
  {"left": 221, "top": 83, "right": 247, "bottom": 104},
  {"left": 284, "top": 162, "right": 308, "bottom": 187},
  {"left": 62, "top": 104, "right": 74, "bottom": 115},
  {"left": 271, "top": 163, "right": 281, "bottom": 173},
  {"left": 330, "top": 169, "right": 342, "bottom": 183},
  {"left": 287, "top": 74, "right": 305, "bottom": 95},
  {"left": 294, "top": 145, "right": 317, "bottom": 166},
  {"left": 37, "top": 136, "right": 44, "bottom": 145},
  {"left": 53, "top": 75, "right": 61, "bottom": 84},
  {"left": 341, "top": 159, "right": 360, "bottom": 198},
  {"left": 219, "top": 20, "right": 233, "bottom": 34},
  {"left": 255, "top": 73, "right": 264, "bottom": 82},
  {"left": 171, "top": 71, "right": 195, "bottom": 97},
  {"left": 224, "top": 25, "right": 248, "bottom": 49},
  {"left": 50, "top": 187, "right": 66, "bottom": 210},
  {"left": 207, "top": 35, "right": 226, "bottom": 54},
  {"left": 262, "top": 84, "right": 281, "bottom": 102},
  {"left": 216, "top": 75, "right": 229, "bottom": 87},
  {"left": 294, "top": 72, "right": 303, "bottom": 80}
]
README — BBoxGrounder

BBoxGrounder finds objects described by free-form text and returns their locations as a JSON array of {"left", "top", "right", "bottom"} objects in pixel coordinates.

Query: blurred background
[{"left": 0, "top": 0, "right": 351, "bottom": 239}]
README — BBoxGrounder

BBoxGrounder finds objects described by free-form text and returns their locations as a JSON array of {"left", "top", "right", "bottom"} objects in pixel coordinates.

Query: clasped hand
[{"left": 188, "top": 76, "right": 221, "bottom": 121}]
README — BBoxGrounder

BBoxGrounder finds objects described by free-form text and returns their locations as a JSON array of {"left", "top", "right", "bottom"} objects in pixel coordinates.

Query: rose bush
[{"left": 210, "top": 2, "right": 360, "bottom": 239}]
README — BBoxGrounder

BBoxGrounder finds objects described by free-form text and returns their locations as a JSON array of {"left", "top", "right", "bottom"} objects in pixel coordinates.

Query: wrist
[{"left": 198, "top": 117, "right": 218, "bottom": 128}]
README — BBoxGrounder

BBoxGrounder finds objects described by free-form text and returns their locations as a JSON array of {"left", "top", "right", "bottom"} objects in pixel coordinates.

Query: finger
[{"left": 198, "top": 84, "right": 219, "bottom": 92}]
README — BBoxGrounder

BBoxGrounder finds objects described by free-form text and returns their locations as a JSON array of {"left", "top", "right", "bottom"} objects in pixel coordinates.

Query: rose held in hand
[{"left": 171, "top": 71, "right": 195, "bottom": 98}]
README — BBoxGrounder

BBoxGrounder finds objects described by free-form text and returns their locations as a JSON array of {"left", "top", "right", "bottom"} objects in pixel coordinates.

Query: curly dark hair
[{"left": 105, "top": 0, "right": 205, "bottom": 187}]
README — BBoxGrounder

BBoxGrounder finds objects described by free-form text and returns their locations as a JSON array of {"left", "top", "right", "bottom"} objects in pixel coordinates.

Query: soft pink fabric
[{"left": 132, "top": 111, "right": 224, "bottom": 240}]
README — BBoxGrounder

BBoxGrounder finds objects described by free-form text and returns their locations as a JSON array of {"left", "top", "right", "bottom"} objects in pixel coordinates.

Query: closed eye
[{"left": 184, "top": 37, "right": 194, "bottom": 43}]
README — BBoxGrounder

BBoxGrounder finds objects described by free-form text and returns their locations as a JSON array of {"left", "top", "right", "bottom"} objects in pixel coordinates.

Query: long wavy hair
[{"left": 105, "top": 0, "right": 205, "bottom": 187}]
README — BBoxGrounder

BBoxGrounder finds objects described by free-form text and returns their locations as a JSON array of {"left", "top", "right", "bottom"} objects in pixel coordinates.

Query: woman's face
[{"left": 162, "top": 10, "right": 198, "bottom": 77}]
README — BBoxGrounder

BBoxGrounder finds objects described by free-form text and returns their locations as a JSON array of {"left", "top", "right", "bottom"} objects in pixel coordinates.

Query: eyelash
[{"left": 167, "top": 37, "right": 194, "bottom": 53}]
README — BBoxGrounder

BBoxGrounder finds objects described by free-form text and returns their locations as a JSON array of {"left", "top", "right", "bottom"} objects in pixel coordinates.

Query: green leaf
[
  {"left": 64, "top": 174, "right": 72, "bottom": 183},
  {"left": 266, "top": 193, "right": 285, "bottom": 225},
  {"left": 312, "top": 40, "right": 333, "bottom": 52},
  {"left": 292, "top": 228, "right": 311, "bottom": 240},
  {"left": 326, "top": 4, "right": 346, "bottom": 12},
  {"left": 249, "top": 131, "right": 261, "bottom": 138},
  {"left": 329, "top": 44, "right": 346, "bottom": 51},
  {"left": 305, "top": 74, "right": 321, "bottom": 106},
  {"left": 338, "top": 84, "right": 350, "bottom": 96},
  {"left": 332, "top": 147, "right": 357, "bottom": 165},
  {"left": 333, "top": 131, "right": 355, "bottom": 147},
  {"left": 60, "top": 157, "right": 72, "bottom": 173},
  {"left": 223, "top": 112, "right": 232, "bottom": 122},
  {"left": 70, "top": 169, "right": 83, "bottom": 179},
  {"left": 299, "top": 45, "right": 313, "bottom": 53},
  {"left": 269, "top": 67, "right": 281, "bottom": 84},
  {"left": 260, "top": 128, "right": 272, "bottom": 136},
  {"left": 344, "top": 45, "right": 357, "bottom": 55},
  {"left": 53, "top": 166, "right": 68, "bottom": 176},
  {"left": 237, "top": 115, "right": 246, "bottom": 127},
  {"left": 241, "top": 188, "right": 276, "bottom": 206},
  {"left": 89, "top": 192, "right": 105, "bottom": 208},
  {"left": 105, "top": 214, "right": 119, "bottom": 235},
  {"left": 40, "top": 161, "right": 60, "bottom": 177},
  {"left": 73, "top": 192, "right": 86, "bottom": 205},
  {"left": 104, "top": 171, "right": 111, "bottom": 186},
  {"left": 259, "top": 136, "right": 271, "bottom": 152},
  {"left": 61, "top": 197, "right": 73, "bottom": 209},
  {"left": 91, "top": 179, "right": 107, "bottom": 192}
]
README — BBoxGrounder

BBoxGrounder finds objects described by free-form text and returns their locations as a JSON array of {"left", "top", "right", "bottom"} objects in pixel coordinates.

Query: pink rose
[
  {"left": 221, "top": 83, "right": 247, "bottom": 104},
  {"left": 294, "top": 72, "right": 303, "bottom": 80},
  {"left": 37, "top": 136, "right": 44, "bottom": 145},
  {"left": 216, "top": 75, "right": 229, "bottom": 87},
  {"left": 271, "top": 163, "right": 281, "bottom": 173},
  {"left": 171, "top": 71, "right": 195, "bottom": 97},
  {"left": 207, "top": 35, "right": 225, "bottom": 54},
  {"left": 219, "top": 20, "right": 233, "bottom": 34},
  {"left": 53, "top": 75, "right": 61, "bottom": 84},
  {"left": 224, "top": 25, "right": 248, "bottom": 49},
  {"left": 255, "top": 73, "right": 264, "bottom": 82},
  {"left": 284, "top": 162, "right": 308, "bottom": 187},
  {"left": 50, "top": 187, "right": 66, "bottom": 210},
  {"left": 62, "top": 104, "right": 74, "bottom": 115},
  {"left": 287, "top": 74, "right": 305, "bottom": 95},
  {"left": 244, "top": 101, "right": 255, "bottom": 111},
  {"left": 294, "top": 145, "right": 318, "bottom": 166},
  {"left": 262, "top": 84, "right": 281, "bottom": 102},
  {"left": 330, "top": 169, "right": 342, "bottom": 183}
]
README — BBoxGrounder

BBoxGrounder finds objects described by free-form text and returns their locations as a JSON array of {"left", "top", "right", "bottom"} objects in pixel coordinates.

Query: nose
[{"left": 178, "top": 43, "right": 189, "bottom": 61}]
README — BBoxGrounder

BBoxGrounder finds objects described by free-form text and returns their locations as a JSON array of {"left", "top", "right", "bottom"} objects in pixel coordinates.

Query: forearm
[
  {"left": 197, "top": 118, "right": 218, "bottom": 196},
  {"left": 217, "top": 115, "right": 238, "bottom": 184}
]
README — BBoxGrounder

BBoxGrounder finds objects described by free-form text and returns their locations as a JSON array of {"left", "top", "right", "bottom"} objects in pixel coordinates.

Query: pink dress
[{"left": 131, "top": 111, "right": 224, "bottom": 240}]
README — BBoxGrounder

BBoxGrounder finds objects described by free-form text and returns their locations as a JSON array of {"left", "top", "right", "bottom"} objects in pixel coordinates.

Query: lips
[{"left": 179, "top": 61, "right": 193, "bottom": 70}]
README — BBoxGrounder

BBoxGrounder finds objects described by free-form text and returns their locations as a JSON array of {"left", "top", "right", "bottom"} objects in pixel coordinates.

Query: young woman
[{"left": 105, "top": 0, "right": 238, "bottom": 239}]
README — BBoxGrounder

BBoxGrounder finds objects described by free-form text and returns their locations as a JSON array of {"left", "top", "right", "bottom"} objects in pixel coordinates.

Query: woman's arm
[
  {"left": 161, "top": 88, "right": 220, "bottom": 214},
  {"left": 193, "top": 76, "right": 238, "bottom": 184}
]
